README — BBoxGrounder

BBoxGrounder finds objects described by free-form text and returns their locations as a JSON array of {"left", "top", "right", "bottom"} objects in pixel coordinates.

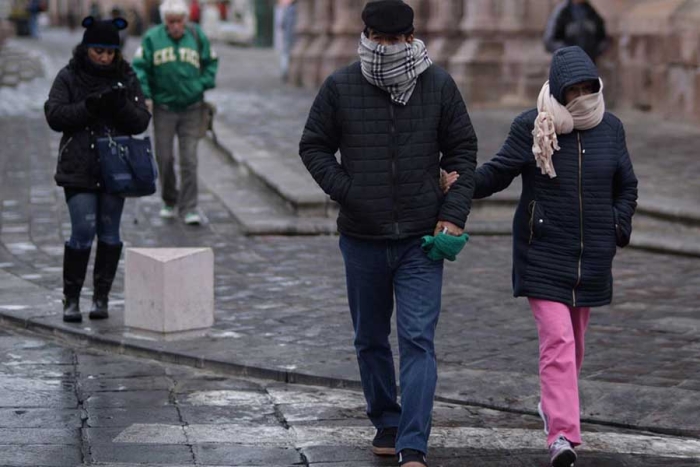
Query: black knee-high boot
[
  {"left": 89, "top": 241, "right": 123, "bottom": 320},
  {"left": 63, "top": 244, "right": 91, "bottom": 323}
]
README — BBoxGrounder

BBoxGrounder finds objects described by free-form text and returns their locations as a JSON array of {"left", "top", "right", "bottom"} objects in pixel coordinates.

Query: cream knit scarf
[{"left": 532, "top": 78, "right": 605, "bottom": 178}]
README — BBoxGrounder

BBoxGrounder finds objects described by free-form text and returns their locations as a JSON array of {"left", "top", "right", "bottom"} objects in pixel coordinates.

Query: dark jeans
[
  {"left": 65, "top": 190, "right": 125, "bottom": 249},
  {"left": 339, "top": 234, "right": 443, "bottom": 455}
]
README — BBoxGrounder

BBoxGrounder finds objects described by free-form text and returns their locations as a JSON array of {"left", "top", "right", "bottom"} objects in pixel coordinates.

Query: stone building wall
[{"left": 289, "top": 0, "right": 700, "bottom": 123}]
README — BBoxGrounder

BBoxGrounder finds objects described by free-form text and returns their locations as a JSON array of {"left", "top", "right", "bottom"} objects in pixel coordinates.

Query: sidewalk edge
[{"left": 1, "top": 310, "right": 698, "bottom": 441}]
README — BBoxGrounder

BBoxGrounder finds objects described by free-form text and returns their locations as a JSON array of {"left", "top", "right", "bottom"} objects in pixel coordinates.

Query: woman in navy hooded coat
[{"left": 473, "top": 46, "right": 637, "bottom": 467}]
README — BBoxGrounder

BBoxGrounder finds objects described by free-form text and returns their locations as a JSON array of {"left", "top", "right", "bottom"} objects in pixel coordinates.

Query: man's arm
[
  {"left": 437, "top": 75, "right": 478, "bottom": 234},
  {"left": 299, "top": 76, "right": 351, "bottom": 204},
  {"left": 196, "top": 25, "right": 219, "bottom": 91},
  {"left": 543, "top": 3, "right": 567, "bottom": 53}
]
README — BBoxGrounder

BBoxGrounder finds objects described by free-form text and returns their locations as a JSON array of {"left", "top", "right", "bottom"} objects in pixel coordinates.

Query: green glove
[{"left": 421, "top": 232, "right": 470, "bottom": 261}]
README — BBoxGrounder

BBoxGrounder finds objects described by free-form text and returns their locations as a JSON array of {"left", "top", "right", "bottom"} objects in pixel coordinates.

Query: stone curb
[
  {"left": 210, "top": 123, "right": 700, "bottom": 226},
  {"left": 1, "top": 309, "right": 698, "bottom": 441}
]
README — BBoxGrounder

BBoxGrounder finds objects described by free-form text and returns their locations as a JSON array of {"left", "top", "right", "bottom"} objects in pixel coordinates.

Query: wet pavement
[
  {"left": 1, "top": 327, "right": 700, "bottom": 466},
  {"left": 0, "top": 29, "right": 699, "bottom": 465}
]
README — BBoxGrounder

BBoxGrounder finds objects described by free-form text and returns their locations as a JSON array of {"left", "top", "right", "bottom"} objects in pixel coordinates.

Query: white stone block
[{"left": 125, "top": 248, "right": 214, "bottom": 333}]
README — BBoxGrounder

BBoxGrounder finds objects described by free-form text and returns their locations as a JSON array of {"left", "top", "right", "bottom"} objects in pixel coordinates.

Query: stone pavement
[
  {"left": 4, "top": 327, "right": 700, "bottom": 467},
  {"left": 0, "top": 29, "right": 699, "bottom": 463}
]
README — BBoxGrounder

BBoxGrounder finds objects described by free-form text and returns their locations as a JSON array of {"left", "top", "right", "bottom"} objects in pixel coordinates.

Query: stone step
[
  {"left": 207, "top": 122, "right": 700, "bottom": 256},
  {"left": 198, "top": 137, "right": 336, "bottom": 236},
  {"left": 212, "top": 120, "right": 337, "bottom": 218}
]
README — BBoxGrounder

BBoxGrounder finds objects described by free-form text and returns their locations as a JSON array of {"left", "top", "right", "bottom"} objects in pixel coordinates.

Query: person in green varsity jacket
[{"left": 132, "top": 0, "right": 218, "bottom": 225}]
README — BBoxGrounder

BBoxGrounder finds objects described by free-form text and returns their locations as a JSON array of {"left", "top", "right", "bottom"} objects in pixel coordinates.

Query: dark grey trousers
[{"left": 153, "top": 103, "right": 203, "bottom": 213}]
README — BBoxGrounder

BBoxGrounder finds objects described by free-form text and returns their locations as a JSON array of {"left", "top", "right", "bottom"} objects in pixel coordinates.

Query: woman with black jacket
[{"left": 45, "top": 16, "right": 151, "bottom": 323}]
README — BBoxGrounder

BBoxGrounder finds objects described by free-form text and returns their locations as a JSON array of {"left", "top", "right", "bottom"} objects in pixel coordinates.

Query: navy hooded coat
[{"left": 474, "top": 47, "right": 638, "bottom": 307}]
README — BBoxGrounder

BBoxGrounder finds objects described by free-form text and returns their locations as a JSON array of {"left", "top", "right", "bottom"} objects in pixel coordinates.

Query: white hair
[{"left": 159, "top": 0, "right": 189, "bottom": 20}]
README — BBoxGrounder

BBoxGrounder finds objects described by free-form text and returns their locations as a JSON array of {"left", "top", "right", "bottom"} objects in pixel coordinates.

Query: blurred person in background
[
  {"left": 544, "top": 0, "right": 609, "bottom": 63},
  {"left": 44, "top": 16, "right": 151, "bottom": 323},
  {"left": 27, "top": 0, "right": 47, "bottom": 38},
  {"left": 132, "top": 0, "right": 219, "bottom": 225},
  {"left": 111, "top": 6, "right": 128, "bottom": 48},
  {"left": 189, "top": 0, "right": 201, "bottom": 23},
  {"left": 277, "top": 0, "right": 297, "bottom": 82},
  {"left": 88, "top": 1, "right": 101, "bottom": 20},
  {"left": 66, "top": 0, "right": 81, "bottom": 31},
  {"left": 217, "top": 0, "right": 228, "bottom": 21}
]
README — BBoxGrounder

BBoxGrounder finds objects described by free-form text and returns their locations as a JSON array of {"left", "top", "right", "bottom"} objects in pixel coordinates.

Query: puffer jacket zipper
[
  {"left": 528, "top": 200, "right": 537, "bottom": 244},
  {"left": 573, "top": 132, "right": 584, "bottom": 306},
  {"left": 388, "top": 102, "right": 400, "bottom": 236}
]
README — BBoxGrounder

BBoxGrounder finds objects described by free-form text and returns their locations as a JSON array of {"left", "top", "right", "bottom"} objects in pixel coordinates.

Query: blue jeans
[
  {"left": 339, "top": 234, "right": 443, "bottom": 455},
  {"left": 65, "top": 190, "right": 125, "bottom": 249}
]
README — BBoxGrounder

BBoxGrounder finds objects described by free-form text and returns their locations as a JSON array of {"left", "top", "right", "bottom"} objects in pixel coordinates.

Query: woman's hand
[{"left": 440, "top": 169, "right": 459, "bottom": 194}]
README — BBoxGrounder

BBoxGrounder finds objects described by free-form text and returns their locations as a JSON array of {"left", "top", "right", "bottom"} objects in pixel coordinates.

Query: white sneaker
[
  {"left": 549, "top": 435, "right": 576, "bottom": 467},
  {"left": 184, "top": 211, "right": 202, "bottom": 225},
  {"left": 538, "top": 401, "right": 549, "bottom": 435},
  {"left": 159, "top": 205, "right": 175, "bottom": 219}
]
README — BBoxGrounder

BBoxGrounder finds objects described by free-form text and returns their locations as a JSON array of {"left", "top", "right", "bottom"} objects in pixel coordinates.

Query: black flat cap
[{"left": 362, "top": 0, "right": 414, "bottom": 35}]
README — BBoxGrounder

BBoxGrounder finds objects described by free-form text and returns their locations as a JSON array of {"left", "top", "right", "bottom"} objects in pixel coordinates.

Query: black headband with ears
[
  {"left": 81, "top": 16, "right": 128, "bottom": 30},
  {"left": 81, "top": 15, "right": 128, "bottom": 49},
  {"left": 112, "top": 17, "right": 128, "bottom": 30}
]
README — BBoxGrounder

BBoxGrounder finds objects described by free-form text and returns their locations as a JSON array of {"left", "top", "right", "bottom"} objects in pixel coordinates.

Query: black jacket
[
  {"left": 474, "top": 47, "right": 638, "bottom": 307},
  {"left": 299, "top": 62, "right": 478, "bottom": 240},
  {"left": 45, "top": 53, "right": 151, "bottom": 190},
  {"left": 544, "top": 0, "right": 608, "bottom": 61}
]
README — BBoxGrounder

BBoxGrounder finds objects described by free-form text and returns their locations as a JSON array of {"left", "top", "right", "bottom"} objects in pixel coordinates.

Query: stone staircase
[{"left": 207, "top": 120, "right": 700, "bottom": 258}]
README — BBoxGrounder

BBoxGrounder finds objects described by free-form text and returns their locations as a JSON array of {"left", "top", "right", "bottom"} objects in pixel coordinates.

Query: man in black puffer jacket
[{"left": 299, "top": 2, "right": 477, "bottom": 465}]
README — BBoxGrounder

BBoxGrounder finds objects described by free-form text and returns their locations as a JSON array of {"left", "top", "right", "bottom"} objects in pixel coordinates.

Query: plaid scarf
[{"left": 358, "top": 33, "right": 432, "bottom": 106}]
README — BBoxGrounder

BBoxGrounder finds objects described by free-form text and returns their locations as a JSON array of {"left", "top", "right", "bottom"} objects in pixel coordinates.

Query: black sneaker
[
  {"left": 371, "top": 427, "right": 397, "bottom": 456},
  {"left": 398, "top": 448, "right": 428, "bottom": 466}
]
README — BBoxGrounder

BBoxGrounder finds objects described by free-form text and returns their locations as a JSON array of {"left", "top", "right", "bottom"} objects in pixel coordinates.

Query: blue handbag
[{"left": 96, "top": 134, "right": 157, "bottom": 197}]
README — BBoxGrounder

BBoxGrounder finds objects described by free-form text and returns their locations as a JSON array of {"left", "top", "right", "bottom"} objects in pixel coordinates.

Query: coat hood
[{"left": 548, "top": 46, "right": 599, "bottom": 104}]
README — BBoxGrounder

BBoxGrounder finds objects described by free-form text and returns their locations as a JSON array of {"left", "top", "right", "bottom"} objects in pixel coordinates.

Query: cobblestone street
[
  {"left": 2, "top": 328, "right": 700, "bottom": 466},
  {"left": 0, "top": 29, "right": 699, "bottom": 466}
]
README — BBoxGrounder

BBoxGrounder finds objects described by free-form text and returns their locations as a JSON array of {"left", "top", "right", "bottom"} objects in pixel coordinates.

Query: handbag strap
[{"left": 115, "top": 137, "right": 153, "bottom": 184}]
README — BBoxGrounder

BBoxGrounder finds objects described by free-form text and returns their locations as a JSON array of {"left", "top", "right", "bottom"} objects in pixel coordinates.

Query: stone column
[
  {"left": 425, "top": 0, "right": 463, "bottom": 68},
  {"left": 616, "top": 2, "right": 674, "bottom": 114},
  {"left": 300, "top": 0, "right": 334, "bottom": 88},
  {"left": 319, "top": 0, "right": 363, "bottom": 84},
  {"left": 448, "top": 0, "right": 506, "bottom": 105},
  {"left": 404, "top": 0, "right": 429, "bottom": 35},
  {"left": 289, "top": 0, "right": 316, "bottom": 86},
  {"left": 498, "top": 1, "right": 556, "bottom": 106},
  {"left": 669, "top": 2, "right": 700, "bottom": 121}
]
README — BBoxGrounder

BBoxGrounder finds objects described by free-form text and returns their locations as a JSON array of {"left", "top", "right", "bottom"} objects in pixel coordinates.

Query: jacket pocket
[
  {"left": 528, "top": 200, "right": 545, "bottom": 244},
  {"left": 613, "top": 207, "right": 630, "bottom": 247}
]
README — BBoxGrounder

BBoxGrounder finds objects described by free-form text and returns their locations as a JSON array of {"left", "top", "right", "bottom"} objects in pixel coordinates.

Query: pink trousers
[{"left": 529, "top": 298, "right": 591, "bottom": 447}]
